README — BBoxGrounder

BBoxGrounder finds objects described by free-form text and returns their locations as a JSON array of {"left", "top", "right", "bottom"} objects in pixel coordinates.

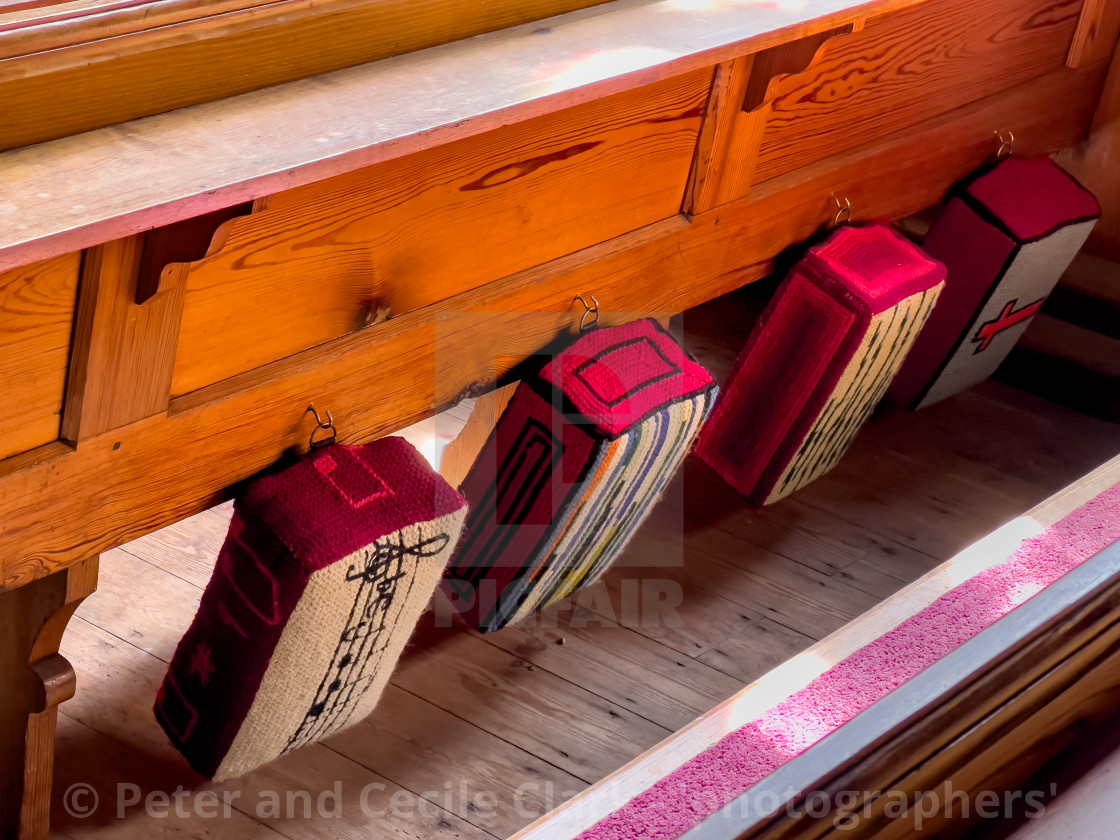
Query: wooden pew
[{"left": 0, "top": 0, "right": 1117, "bottom": 837}]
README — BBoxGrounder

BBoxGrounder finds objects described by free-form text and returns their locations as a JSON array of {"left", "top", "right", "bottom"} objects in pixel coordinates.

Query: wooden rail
[{"left": 0, "top": 0, "right": 924, "bottom": 275}]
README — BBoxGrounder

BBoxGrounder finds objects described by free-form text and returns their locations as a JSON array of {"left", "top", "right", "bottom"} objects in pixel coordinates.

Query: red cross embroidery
[{"left": 971, "top": 297, "right": 1045, "bottom": 354}]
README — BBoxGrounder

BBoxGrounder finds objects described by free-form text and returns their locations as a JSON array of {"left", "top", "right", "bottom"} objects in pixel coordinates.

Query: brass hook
[
  {"left": 574, "top": 293, "right": 600, "bottom": 332},
  {"left": 995, "top": 130, "right": 1015, "bottom": 160},
  {"left": 306, "top": 404, "right": 337, "bottom": 450},
  {"left": 830, "top": 195, "right": 852, "bottom": 228}
]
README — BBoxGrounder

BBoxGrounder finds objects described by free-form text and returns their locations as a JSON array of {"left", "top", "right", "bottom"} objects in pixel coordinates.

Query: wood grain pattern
[
  {"left": 512, "top": 455, "right": 1120, "bottom": 840},
  {"left": 0, "top": 0, "right": 929, "bottom": 275},
  {"left": 336, "top": 684, "right": 591, "bottom": 838},
  {"left": 1057, "top": 32, "right": 1120, "bottom": 259},
  {"left": 752, "top": 0, "right": 1084, "bottom": 184},
  {"left": 1068, "top": 0, "right": 1120, "bottom": 68},
  {"left": 0, "top": 0, "right": 606, "bottom": 53},
  {"left": 135, "top": 203, "right": 252, "bottom": 305},
  {"left": 0, "top": 58, "right": 1105, "bottom": 592},
  {"left": 171, "top": 69, "right": 710, "bottom": 394},
  {"left": 90, "top": 522, "right": 589, "bottom": 839},
  {"left": 0, "top": 558, "right": 96, "bottom": 840},
  {"left": 683, "top": 24, "right": 858, "bottom": 214},
  {"left": 468, "top": 608, "right": 744, "bottom": 733},
  {"left": 61, "top": 236, "right": 189, "bottom": 441},
  {"left": 683, "top": 55, "right": 757, "bottom": 215},
  {"left": 0, "top": 253, "right": 80, "bottom": 461},
  {"left": 702, "top": 544, "right": 1120, "bottom": 840},
  {"left": 50, "top": 378, "right": 1118, "bottom": 840},
  {"left": 0, "top": 0, "right": 617, "bottom": 151},
  {"left": 54, "top": 620, "right": 491, "bottom": 840},
  {"left": 395, "top": 624, "right": 672, "bottom": 783},
  {"left": 842, "top": 624, "right": 1120, "bottom": 840}
]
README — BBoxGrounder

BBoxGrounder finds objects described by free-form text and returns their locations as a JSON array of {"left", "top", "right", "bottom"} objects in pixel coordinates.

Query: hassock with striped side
[
  {"left": 443, "top": 319, "right": 718, "bottom": 633},
  {"left": 154, "top": 437, "right": 468, "bottom": 781},
  {"left": 695, "top": 223, "right": 945, "bottom": 506},
  {"left": 889, "top": 156, "right": 1100, "bottom": 409}
]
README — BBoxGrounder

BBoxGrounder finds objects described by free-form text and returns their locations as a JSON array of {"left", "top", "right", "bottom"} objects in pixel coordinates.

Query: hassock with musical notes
[{"left": 155, "top": 436, "right": 468, "bottom": 780}]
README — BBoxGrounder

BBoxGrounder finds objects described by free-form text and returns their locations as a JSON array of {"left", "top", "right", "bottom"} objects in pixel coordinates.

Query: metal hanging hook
[
  {"left": 306, "top": 404, "right": 338, "bottom": 450},
  {"left": 830, "top": 194, "right": 852, "bottom": 228},
  {"left": 574, "top": 293, "right": 600, "bottom": 332},
  {"left": 995, "top": 130, "right": 1015, "bottom": 160}
]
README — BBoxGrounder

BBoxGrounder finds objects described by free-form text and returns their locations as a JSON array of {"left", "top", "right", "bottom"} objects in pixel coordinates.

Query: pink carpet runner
[{"left": 577, "top": 478, "right": 1120, "bottom": 840}]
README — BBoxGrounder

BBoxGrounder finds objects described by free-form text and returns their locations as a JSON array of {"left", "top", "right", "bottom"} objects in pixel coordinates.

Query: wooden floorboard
[{"left": 51, "top": 286, "right": 1120, "bottom": 840}]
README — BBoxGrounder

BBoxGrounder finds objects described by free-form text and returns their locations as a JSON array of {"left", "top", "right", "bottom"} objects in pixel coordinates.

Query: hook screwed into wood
[
  {"left": 574, "top": 293, "right": 600, "bottom": 332},
  {"left": 830, "top": 194, "right": 852, "bottom": 228},
  {"left": 306, "top": 404, "right": 337, "bottom": 450},
  {"left": 995, "top": 130, "right": 1015, "bottom": 160}
]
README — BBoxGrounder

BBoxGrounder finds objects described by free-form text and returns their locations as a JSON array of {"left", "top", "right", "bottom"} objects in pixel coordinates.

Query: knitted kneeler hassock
[
  {"left": 890, "top": 156, "right": 1100, "bottom": 409},
  {"left": 155, "top": 437, "right": 468, "bottom": 780},
  {"left": 695, "top": 223, "right": 945, "bottom": 505},
  {"left": 444, "top": 319, "right": 717, "bottom": 633}
]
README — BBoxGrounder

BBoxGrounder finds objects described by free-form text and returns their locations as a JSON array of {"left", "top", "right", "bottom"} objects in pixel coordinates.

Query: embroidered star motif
[{"left": 189, "top": 643, "right": 216, "bottom": 686}]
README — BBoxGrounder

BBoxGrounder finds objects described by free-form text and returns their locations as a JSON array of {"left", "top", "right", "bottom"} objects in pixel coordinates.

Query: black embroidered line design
[{"left": 283, "top": 531, "right": 449, "bottom": 752}]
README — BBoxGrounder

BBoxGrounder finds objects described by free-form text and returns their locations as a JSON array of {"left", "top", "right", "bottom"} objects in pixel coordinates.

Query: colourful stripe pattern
[{"left": 444, "top": 319, "right": 717, "bottom": 632}]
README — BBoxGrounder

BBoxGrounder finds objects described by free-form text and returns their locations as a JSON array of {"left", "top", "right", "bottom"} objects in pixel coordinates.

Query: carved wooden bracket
[
  {"left": 135, "top": 203, "right": 253, "bottom": 305},
  {"left": 684, "top": 22, "right": 862, "bottom": 215},
  {"left": 61, "top": 234, "right": 188, "bottom": 441},
  {"left": 61, "top": 203, "right": 252, "bottom": 441},
  {"left": 1067, "top": 0, "right": 1120, "bottom": 70}
]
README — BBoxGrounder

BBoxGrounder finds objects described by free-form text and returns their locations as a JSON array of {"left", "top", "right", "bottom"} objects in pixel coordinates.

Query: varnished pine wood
[
  {"left": 61, "top": 236, "right": 188, "bottom": 441},
  {"left": 0, "top": 0, "right": 618, "bottom": 152},
  {"left": 684, "top": 56, "right": 757, "bottom": 215},
  {"left": 751, "top": 0, "right": 1083, "bottom": 185},
  {"left": 135, "top": 204, "right": 252, "bottom": 305},
  {"left": 171, "top": 69, "right": 710, "bottom": 394},
  {"left": 0, "top": 253, "right": 80, "bottom": 461},
  {"left": 0, "top": 58, "right": 1105, "bottom": 591},
  {"left": 684, "top": 24, "right": 858, "bottom": 214},
  {"left": 1068, "top": 0, "right": 1120, "bottom": 68},
  {"left": 1057, "top": 36, "right": 1120, "bottom": 259},
  {"left": 0, "top": 0, "right": 934, "bottom": 275},
  {"left": 0, "top": 0, "right": 606, "bottom": 54},
  {"left": 0, "top": 558, "right": 96, "bottom": 840}
]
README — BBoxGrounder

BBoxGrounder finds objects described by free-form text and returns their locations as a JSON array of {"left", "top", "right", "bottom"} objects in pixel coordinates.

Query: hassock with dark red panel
[
  {"left": 155, "top": 436, "right": 468, "bottom": 780},
  {"left": 695, "top": 223, "right": 945, "bottom": 505}
]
